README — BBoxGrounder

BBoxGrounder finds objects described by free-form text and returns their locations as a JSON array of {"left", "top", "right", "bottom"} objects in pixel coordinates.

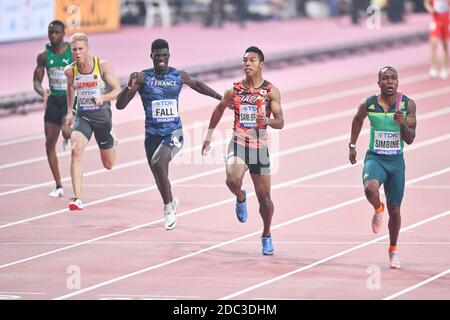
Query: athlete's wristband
[
  {"left": 349, "top": 143, "right": 356, "bottom": 149},
  {"left": 125, "top": 85, "right": 132, "bottom": 90},
  {"left": 265, "top": 117, "right": 270, "bottom": 126}
]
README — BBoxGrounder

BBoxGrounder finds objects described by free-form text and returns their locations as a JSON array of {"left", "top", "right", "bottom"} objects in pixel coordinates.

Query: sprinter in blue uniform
[{"left": 116, "top": 39, "right": 222, "bottom": 230}]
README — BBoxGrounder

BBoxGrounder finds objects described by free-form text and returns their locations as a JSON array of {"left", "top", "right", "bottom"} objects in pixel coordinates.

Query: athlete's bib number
[
  {"left": 48, "top": 67, "right": 67, "bottom": 91},
  {"left": 373, "top": 130, "right": 401, "bottom": 155},
  {"left": 240, "top": 105, "right": 259, "bottom": 128},
  {"left": 152, "top": 99, "right": 179, "bottom": 123}
]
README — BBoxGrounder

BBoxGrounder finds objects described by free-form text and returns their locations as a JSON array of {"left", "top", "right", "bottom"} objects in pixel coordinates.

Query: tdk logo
[{"left": 378, "top": 132, "right": 400, "bottom": 138}]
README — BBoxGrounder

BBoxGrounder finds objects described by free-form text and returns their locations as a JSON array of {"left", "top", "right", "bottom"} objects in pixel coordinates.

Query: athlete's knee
[
  {"left": 103, "top": 159, "right": 114, "bottom": 170},
  {"left": 71, "top": 144, "right": 84, "bottom": 160},
  {"left": 387, "top": 205, "right": 401, "bottom": 217},
  {"left": 226, "top": 176, "right": 242, "bottom": 191},
  {"left": 257, "top": 193, "right": 272, "bottom": 210},
  {"left": 45, "top": 138, "right": 57, "bottom": 152},
  {"left": 150, "top": 157, "right": 165, "bottom": 172},
  {"left": 364, "top": 182, "right": 379, "bottom": 197}
]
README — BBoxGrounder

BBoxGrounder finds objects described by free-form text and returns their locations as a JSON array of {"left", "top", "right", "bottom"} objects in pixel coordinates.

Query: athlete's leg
[
  {"left": 443, "top": 38, "right": 449, "bottom": 69},
  {"left": 150, "top": 144, "right": 173, "bottom": 205},
  {"left": 99, "top": 148, "right": 116, "bottom": 170},
  {"left": 44, "top": 121, "right": 63, "bottom": 188},
  {"left": 362, "top": 155, "right": 387, "bottom": 210},
  {"left": 387, "top": 205, "right": 401, "bottom": 245},
  {"left": 363, "top": 154, "right": 388, "bottom": 233},
  {"left": 441, "top": 35, "right": 449, "bottom": 79},
  {"left": 225, "top": 140, "right": 247, "bottom": 201},
  {"left": 386, "top": 203, "right": 402, "bottom": 268},
  {"left": 430, "top": 36, "right": 439, "bottom": 73},
  {"left": 225, "top": 158, "right": 247, "bottom": 202},
  {"left": 364, "top": 179, "right": 382, "bottom": 209},
  {"left": 250, "top": 174, "right": 273, "bottom": 237},
  {"left": 93, "top": 120, "right": 116, "bottom": 170},
  {"left": 384, "top": 157, "right": 405, "bottom": 248},
  {"left": 70, "top": 131, "right": 90, "bottom": 199}
]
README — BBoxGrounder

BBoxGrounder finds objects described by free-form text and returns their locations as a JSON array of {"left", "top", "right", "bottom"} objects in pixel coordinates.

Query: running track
[{"left": 0, "top": 62, "right": 449, "bottom": 301}]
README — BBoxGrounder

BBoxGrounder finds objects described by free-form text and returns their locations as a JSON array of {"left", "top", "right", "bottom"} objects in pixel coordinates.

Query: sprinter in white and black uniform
[
  {"left": 65, "top": 32, "right": 121, "bottom": 211},
  {"left": 33, "top": 20, "right": 73, "bottom": 198},
  {"left": 116, "top": 39, "right": 222, "bottom": 230}
]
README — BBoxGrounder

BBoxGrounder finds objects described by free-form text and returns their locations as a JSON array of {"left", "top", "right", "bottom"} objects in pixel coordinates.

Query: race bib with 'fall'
[{"left": 152, "top": 99, "right": 179, "bottom": 123}]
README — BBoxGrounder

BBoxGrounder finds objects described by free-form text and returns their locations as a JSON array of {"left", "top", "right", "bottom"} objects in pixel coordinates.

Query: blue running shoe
[
  {"left": 235, "top": 189, "right": 247, "bottom": 223},
  {"left": 261, "top": 235, "right": 274, "bottom": 255}
]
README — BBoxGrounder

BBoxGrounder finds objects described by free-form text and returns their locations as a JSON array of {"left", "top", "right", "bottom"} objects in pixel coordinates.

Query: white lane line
[
  {"left": 1, "top": 241, "right": 449, "bottom": 246},
  {"left": 1, "top": 73, "right": 446, "bottom": 171},
  {"left": 98, "top": 293, "right": 200, "bottom": 299},
  {"left": 219, "top": 210, "right": 450, "bottom": 300},
  {"left": 49, "top": 166, "right": 450, "bottom": 300},
  {"left": 383, "top": 269, "right": 450, "bottom": 300},
  {"left": 1, "top": 124, "right": 449, "bottom": 231},
  {"left": 1, "top": 98, "right": 449, "bottom": 199},
  {"left": 0, "top": 291, "right": 46, "bottom": 295}
]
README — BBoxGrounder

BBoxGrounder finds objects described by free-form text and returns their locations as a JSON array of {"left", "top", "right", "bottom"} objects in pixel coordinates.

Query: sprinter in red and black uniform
[{"left": 202, "top": 46, "right": 284, "bottom": 255}]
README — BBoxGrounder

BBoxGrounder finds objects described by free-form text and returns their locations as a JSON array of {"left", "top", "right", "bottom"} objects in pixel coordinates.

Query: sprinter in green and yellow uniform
[
  {"left": 33, "top": 20, "right": 73, "bottom": 198},
  {"left": 349, "top": 66, "right": 417, "bottom": 269}
]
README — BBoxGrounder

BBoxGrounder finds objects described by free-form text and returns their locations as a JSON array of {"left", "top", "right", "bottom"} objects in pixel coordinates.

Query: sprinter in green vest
[
  {"left": 349, "top": 66, "right": 417, "bottom": 269},
  {"left": 33, "top": 20, "right": 73, "bottom": 198}
]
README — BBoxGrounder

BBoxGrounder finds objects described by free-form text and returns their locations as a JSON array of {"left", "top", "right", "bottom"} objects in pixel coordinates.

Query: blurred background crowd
[{"left": 120, "top": 0, "right": 427, "bottom": 28}]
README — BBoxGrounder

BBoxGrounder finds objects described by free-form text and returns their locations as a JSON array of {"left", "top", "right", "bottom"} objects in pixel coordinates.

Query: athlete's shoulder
[
  {"left": 64, "top": 62, "right": 76, "bottom": 73},
  {"left": 143, "top": 68, "right": 154, "bottom": 75},
  {"left": 233, "top": 79, "right": 245, "bottom": 88},
  {"left": 170, "top": 67, "right": 181, "bottom": 74},
  {"left": 405, "top": 95, "right": 416, "bottom": 111},
  {"left": 262, "top": 80, "right": 274, "bottom": 89},
  {"left": 365, "top": 94, "right": 378, "bottom": 106},
  {"left": 402, "top": 93, "right": 411, "bottom": 101},
  {"left": 36, "top": 49, "right": 47, "bottom": 63}
]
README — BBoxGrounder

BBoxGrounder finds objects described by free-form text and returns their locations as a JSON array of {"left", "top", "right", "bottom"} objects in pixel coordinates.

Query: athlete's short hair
[
  {"left": 378, "top": 66, "right": 397, "bottom": 79},
  {"left": 151, "top": 39, "right": 169, "bottom": 52},
  {"left": 48, "top": 20, "right": 65, "bottom": 31},
  {"left": 245, "top": 46, "right": 264, "bottom": 62},
  {"left": 70, "top": 32, "right": 89, "bottom": 46}
]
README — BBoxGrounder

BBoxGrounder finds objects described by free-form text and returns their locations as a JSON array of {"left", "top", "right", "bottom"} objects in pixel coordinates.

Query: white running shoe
[
  {"left": 440, "top": 69, "right": 448, "bottom": 80},
  {"left": 429, "top": 68, "right": 438, "bottom": 78},
  {"left": 63, "top": 139, "right": 72, "bottom": 151},
  {"left": 389, "top": 251, "right": 401, "bottom": 269},
  {"left": 164, "top": 197, "right": 178, "bottom": 230},
  {"left": 49, "top": 187, "right": 64, "bottom": 198},
  {"left": 69, "top": 198, "right": 84, "bottom": 211}
]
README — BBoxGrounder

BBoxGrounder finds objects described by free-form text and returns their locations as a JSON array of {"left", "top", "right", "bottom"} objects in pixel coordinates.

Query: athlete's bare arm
[
  {"left": 394, "top": 98, "right": 416, "bottom": 145},
  {"left": 181, "top": 70, "right": 222, "bottom": 101},
  {"left": 423, "top": 0, "right": 434, "bottom": 13},
  {"left": 64, "top": 65, "right": 75, "bottom": 126},
  {"left": 116, "top": 71, "right": 146, "bottom": 110},
  {"left": 256, "top": 86, "right": 284, "bottom": 129},
  {"left": 33, "top": 51, "right": 49, "bottom": 99},
  {"left": 202, "top": 88, "right": 233, "bottom": 155},
  {"left": 349, "top": 100, "right": 368, "bottom": 164},
  {"left": 98, "top": 60, "right": 121, "bottom": 105}
]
